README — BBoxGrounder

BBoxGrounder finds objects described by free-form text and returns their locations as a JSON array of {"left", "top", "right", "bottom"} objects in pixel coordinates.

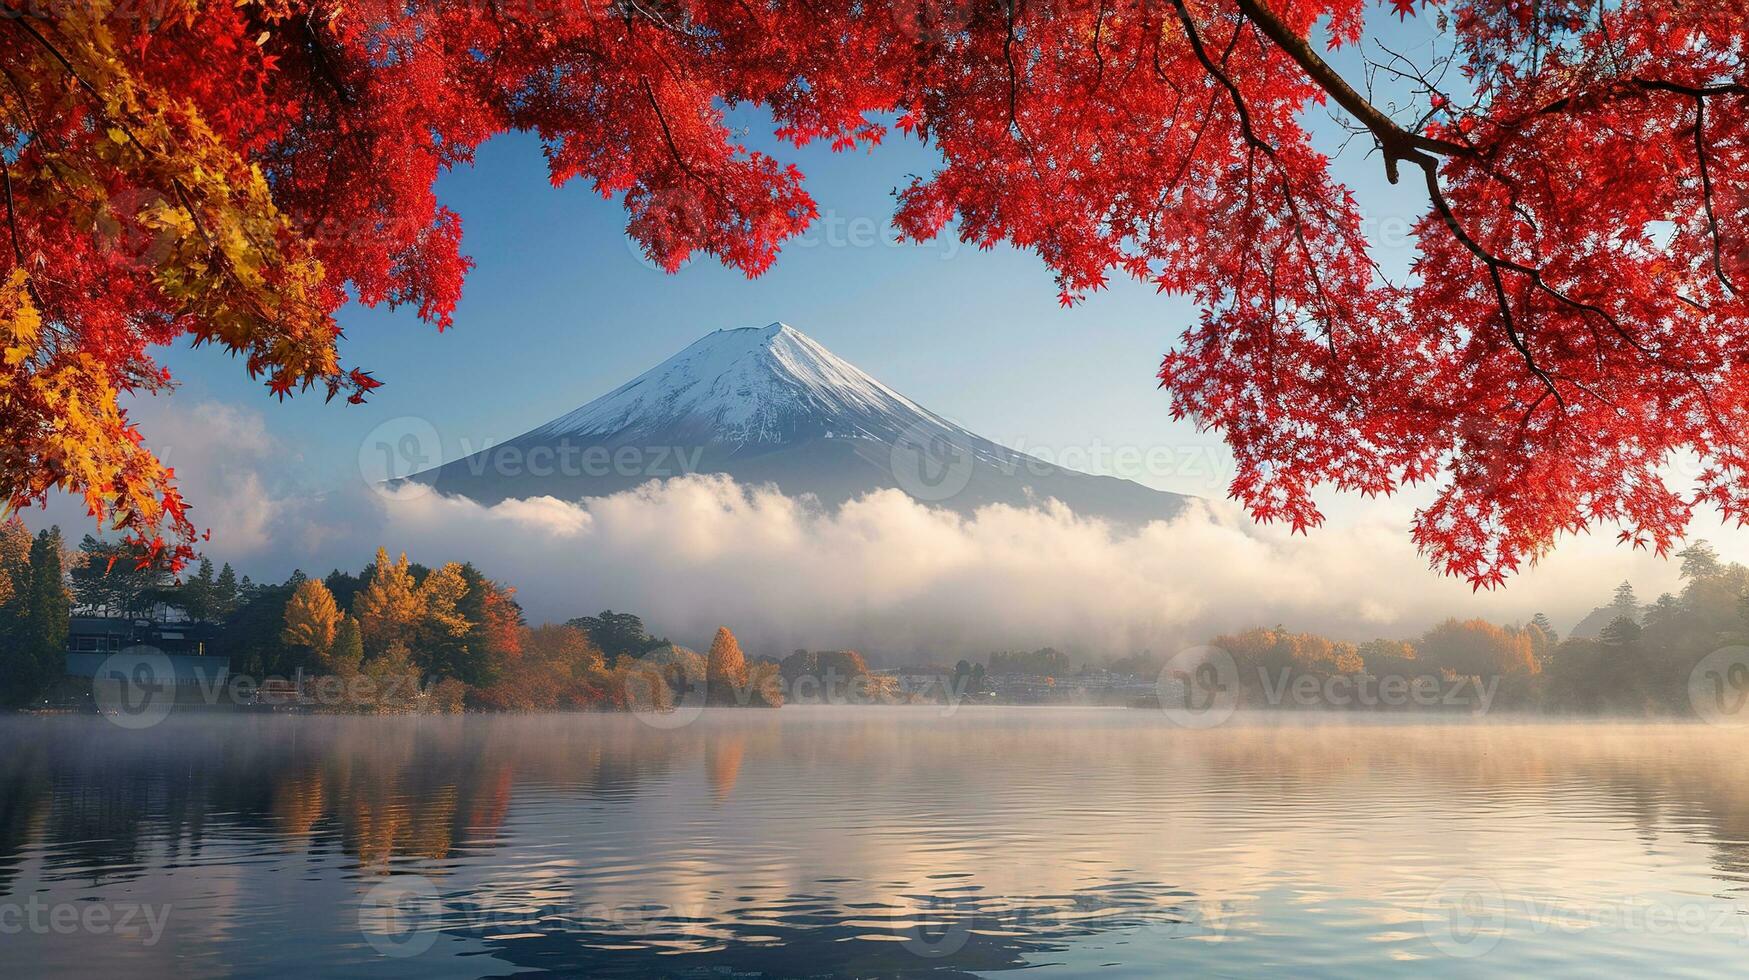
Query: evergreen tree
[
  {"left": 0, "top": 517, "right": 30, "bottom": 624},
  {"left": 323, "top": 569, "right": 366, "bottom": 615},
  {"left": 706, "top": 626, "right": 750, "bottom": 705},
  {"left": 1677, "top": 541, "right": 1723, "bottom": 583},
  {"left": 3, "top": 529, "right": 69, "bottom": 705},
  {"left": 1610, "top": 581, "right": 1641, "bottom": 621},
  {"left": 1643, "top": 593, "right": 1683, "bottom": 629},
  {"left": 422, "top": 563, "right": 514, "bottom": 688},
  {"left": 1600, "top": 615, "right": 1643, "bottom": 647},
  {"left": 213, "top": 563, "right": 240, "bottom": 617},
  {"left": 68, "top": 535, "right": 169, "bottom": 616},
  {"left": 219, "top": 579, "right": 297, "bottom": 678},
  {"left": 180, "top": 557, "right": 217, "bottom": 621},
  {"left": 328, "top": 615, "right": 365, "bottom": 677},
  {"left": 1528, "top": 613, "right": 1558, "bottom": 645},
  {"left": 27, "top": 529, "right": 69, "bottom": 691},
  {"left": 567, "top": 610, "right": 664, "bottom": 665},
  {"left": 0, "top": 520, "right": 30, "bottom": 705}
]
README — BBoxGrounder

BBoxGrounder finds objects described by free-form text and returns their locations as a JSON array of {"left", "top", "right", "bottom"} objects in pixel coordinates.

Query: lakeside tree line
[
  {"left": 0, "top": 521, "right": 69, "bottom": 706},
  {"left": 7, "top": 517, "right": 1749, "bottom": 717},
  {"left": 1194, "top": 542, "right": 1749, "bottom": 715},
  {"left": 0, "top": 520, "right": 780, "bottom": 712}
]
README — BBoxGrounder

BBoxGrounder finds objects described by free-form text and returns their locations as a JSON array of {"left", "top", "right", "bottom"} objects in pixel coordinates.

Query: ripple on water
[{"left": 1, "top": 711, "right": 1747, "bottom": 977}]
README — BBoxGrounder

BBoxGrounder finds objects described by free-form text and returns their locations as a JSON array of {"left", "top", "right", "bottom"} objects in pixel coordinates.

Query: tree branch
[
  {"left": 1230, "top": 0, "right": 1471, "bottom": 179},
  {"left": 2, "top": 157, "right": 26, "bottom": 269},
  {"left": 1221, "top": 0, "right": 1726, "bottom": 396},
  {"left": 1003, "top": 0, "right": 1028, "bottom": 142},
  {"left": 638, "top": 76, "right": 731, "bottom": 210},
  {"left": 1691, "top": 94, "right": 1739, "bottom": 296}
]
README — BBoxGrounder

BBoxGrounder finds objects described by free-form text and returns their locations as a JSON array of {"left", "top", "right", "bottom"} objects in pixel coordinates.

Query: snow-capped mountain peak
[
  {"left": 415, "top": 321, "right": 1188, "bottom": 527},
  {"left": 531, "top": 322, "right": 961, "bottom": 446}
]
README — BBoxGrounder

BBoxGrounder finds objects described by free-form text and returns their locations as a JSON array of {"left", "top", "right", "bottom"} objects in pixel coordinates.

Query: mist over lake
[{"left": 4, "top": 710, "right": 1747, "bottom": 977}]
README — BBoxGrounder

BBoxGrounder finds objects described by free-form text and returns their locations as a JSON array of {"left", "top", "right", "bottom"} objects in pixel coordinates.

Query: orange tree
[{"left": 0, "top": 0, "right": 1744, "bottom": 582}]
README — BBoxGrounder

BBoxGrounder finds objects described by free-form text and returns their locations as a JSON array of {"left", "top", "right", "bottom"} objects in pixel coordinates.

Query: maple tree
[{"left": 0, "top": 0, "right": 1743, "bottom": 584}]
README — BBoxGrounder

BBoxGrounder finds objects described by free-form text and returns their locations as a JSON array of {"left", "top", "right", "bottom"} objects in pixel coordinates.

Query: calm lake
[{"left": 2, "top": 708, "right": 1746, "bottom": 977}]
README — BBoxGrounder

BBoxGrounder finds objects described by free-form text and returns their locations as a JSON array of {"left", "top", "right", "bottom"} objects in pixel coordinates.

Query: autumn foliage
[
  {"left": 1416, "top": 617, "right": 1540, "bottom": 678},
  {"left": 353, "top": 548, "right": 423, "bottom": 653},
  {"left": 280, "top": 576, "right": 340, "bottom": 656},
  {"left": 1216, "top": 627, "right": 1367, "bottom": 677},
  {"left": 470, "top": 623, "right": 612, "bottom": 712},
  {"left": 0, "top": 0, "right": 1744, "bottom": 585},
  {"left": 705, "top": 625, "right": 750, "bottom": 704}
]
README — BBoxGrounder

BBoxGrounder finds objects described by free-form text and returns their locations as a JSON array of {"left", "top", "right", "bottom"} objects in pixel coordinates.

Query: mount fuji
[{"left": 406, "top": 322, "right": 1190, "bottom": 524}]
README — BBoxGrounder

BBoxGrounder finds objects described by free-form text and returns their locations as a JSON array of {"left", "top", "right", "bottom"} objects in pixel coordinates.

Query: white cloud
[
  {"left": 345, "top": 475, "right": 1714, "bottom": 659},
  {"left": 25, "top": 398, "right": 301, "bottom": 557},
  {"left": 22, "top": 398, "right": 1740, "bottom": 661}
]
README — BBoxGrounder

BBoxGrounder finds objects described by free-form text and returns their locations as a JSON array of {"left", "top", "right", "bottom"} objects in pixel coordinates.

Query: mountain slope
[{"left": 407, "top": 322, "right": 1190, "bottom": 525}]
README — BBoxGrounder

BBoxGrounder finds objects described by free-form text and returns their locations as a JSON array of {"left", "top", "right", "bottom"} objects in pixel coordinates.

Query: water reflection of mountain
[{"left": 1, "top": 712, "right": 1747, "bottom": 975}]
